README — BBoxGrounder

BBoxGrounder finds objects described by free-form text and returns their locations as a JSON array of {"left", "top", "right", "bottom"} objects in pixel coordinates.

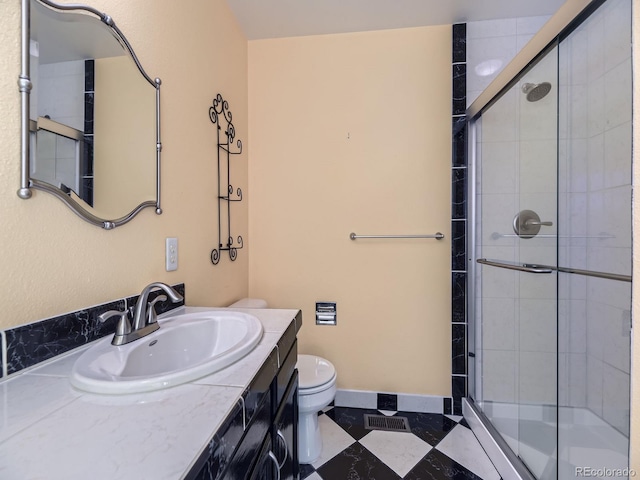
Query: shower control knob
[{"left": 512, "top": 209, "right": 553, "bottom": 239}]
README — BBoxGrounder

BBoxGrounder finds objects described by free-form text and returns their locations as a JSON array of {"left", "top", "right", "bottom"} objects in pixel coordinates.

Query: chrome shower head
[{"left": 521, "top": 82, "right": 552, "bottom": 102}]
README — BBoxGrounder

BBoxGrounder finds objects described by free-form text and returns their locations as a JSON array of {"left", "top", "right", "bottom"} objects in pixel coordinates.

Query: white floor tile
[
  {"left": 436, "top": 424, "right": 501, "bottom": 480},
  {"left": 446, "top": 414, "right": 463, "bottom": 422},
  {"left": 378, "top": 410, "right": 397, "bottom": 416},
  {"left": 311, "top": 414, "right": 356, "bottom": 469},
  {"left": 304, "top": 473, "right": 323, "bottom": 480},
  {"left": 359, "top": 430, "right": 432, "bottom": 477}
]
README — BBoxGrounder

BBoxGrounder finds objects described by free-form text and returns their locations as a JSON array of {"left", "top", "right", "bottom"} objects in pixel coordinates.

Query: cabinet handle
[
  {"left": 276, "top": 429, "right": 288, "bottom": 469},
  {"left": 268, "top": 451, "right": 281, "bottom": 480}
]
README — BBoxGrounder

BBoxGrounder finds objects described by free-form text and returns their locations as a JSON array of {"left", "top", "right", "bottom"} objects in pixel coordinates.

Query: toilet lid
[{"left": 297, "top": 354, "right": 336, "bottom": 389}]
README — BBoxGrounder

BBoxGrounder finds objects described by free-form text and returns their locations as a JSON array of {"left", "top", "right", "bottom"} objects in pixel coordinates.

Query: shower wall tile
[
  {"left": 451, "top": 324, "right": 466, "bottom": 375},
  {"left": 602, "top": 0, "right": 632, "bottom": 71},
  {"left": 451, "top": 220, "right": 466, "bottom": 272},
  {"left": 519, "top": 351, "right": 556, "bottom": 405},
  {"left": 566, "top": 353, "right": 587, "bottom": 408},
  {"left": 518, "top": 299, "right": 557, "bottom": 354},
  {"left": 452, "top": 117, "right": 467, "bottom": 167},
  {"left": 481, "top": 298, "right": 516, "bottom": 351},
  {"left": 452, "top": 23, "right": 466, "bottom": 63},
  {"left": 84, "top": 59, "right": 94, "bottom": 91},
  {"left": 604, "top": 59, "right": 632, "bottom": 129},
  {"left": 451, "top": 273, "right": 466, "bottom": 323},
  {"left": 451, "top": 168, "right": 467, "bottom": 219},
  {"left": 3, "top": 283, "right": 185, "bottom": 376},
  {"left": 450, "top": 24, "right": 467, "bottom": 413},
  {"left": 482, "top": 350, "right": 516, "bottom": 403},
  {"left": 586, "top": 354, "right": 604, "bottom": 417},
  {"left": 452, "top": 64, "right": 467, "bottom": 116},
  {"left": 83, "top": 92, "right": 94, "bottom": 134},
  {"left": 602, "top": 363, "right": 630, "bottom": 436},
  {"left": 480, "top": 141, "right": 517, "bottom": 194},
  {"left": 603, "top": 122, "right": 633, "bottom": 189},
  {"left": 451, "top": 376, "right": 467, "bottom": 415}
]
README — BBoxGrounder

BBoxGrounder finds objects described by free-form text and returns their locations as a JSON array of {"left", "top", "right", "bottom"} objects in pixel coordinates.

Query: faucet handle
[
  {"left": 147, "top": 295, "right": 168, "bottom": 325},
  {"left": 99, "top": 310, "right": 132, "bottom": 336}
]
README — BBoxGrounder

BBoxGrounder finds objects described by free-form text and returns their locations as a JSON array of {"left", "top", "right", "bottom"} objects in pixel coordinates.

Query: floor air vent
[{"left": 363, "top": 414, "right": 411, "bottom": 433}]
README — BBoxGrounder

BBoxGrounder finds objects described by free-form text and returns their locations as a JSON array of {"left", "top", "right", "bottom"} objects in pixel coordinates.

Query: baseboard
[{"left": 334, "top": 389, "right": 452, "bottom": 414}]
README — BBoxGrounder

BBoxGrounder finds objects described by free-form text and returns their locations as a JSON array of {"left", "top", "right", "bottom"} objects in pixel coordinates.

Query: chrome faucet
[{"left": 99, "top": 282, "right": 184, "bottom": 346}]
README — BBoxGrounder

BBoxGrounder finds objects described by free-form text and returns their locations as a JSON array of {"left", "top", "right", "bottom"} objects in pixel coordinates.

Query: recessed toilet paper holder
[{"left": 316, "top": 302, "right": 337, "bottom": 326}]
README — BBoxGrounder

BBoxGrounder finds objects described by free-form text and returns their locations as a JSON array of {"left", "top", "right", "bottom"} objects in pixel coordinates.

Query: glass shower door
[{"left": 474, "top": 45, "right": 559, "bottom": 480}]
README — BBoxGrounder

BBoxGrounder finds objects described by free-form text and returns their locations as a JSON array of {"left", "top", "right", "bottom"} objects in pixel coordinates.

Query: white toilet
[
  {"left": 227, "top": 299, "right": 337, "bottom": 464},
  {"left": 297, "top": 354, "right": 337, "bottom": 464}
]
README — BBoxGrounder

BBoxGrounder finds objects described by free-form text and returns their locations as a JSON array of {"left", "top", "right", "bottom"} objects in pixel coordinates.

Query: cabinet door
[
  {"left": 248, "top": 435, "right": 277, "bottom": 480},
  {"left": 273, "top": 370, "right": 299, "bottom": 480}
]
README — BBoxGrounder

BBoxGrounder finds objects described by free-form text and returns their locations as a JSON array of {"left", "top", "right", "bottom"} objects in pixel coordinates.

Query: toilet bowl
[
  {"left": 297, "top": 354, "right": 337, "bottom": 464},
  {"left": 227, "top": 299, "right": 337, "bottom": 464}
]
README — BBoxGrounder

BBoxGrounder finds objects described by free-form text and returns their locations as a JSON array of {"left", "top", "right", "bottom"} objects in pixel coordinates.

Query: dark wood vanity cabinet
[{"left": 188, "top": 319, "right": 300, "bottom": 480}]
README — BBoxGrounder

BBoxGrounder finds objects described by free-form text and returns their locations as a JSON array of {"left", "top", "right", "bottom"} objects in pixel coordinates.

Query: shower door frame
[
  {"left": 465, "top": 0, "right": 614, "bottom": 479},
  {"left": 466, "top": 42, "right": 561, "bottom": 480}
]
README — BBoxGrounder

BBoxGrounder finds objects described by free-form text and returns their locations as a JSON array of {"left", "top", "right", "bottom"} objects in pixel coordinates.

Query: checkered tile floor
[{"left": 300, "top": 406, "right": 501, "bottom": 480}]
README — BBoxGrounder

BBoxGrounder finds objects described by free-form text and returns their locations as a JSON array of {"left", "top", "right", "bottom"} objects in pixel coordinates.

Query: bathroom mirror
[{"left": 18, "top": 0, "right": 162, "bottom": 229}]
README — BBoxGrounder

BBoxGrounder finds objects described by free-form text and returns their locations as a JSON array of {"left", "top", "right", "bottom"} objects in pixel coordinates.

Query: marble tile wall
[
  {"left": 450, "top": 23, "right": 467, "bottom": 416},
  {"left": 1, "top": 283, "right": 185, "bottom": 377}
]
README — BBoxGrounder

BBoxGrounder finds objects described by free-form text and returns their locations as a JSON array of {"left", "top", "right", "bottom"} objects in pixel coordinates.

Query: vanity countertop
[{"left": 0, "top": 306, "right": 300, "bottom": 480}]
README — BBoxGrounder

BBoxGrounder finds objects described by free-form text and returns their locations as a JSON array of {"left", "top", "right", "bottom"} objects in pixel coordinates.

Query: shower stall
[{"left": 465, "top": 0, "right": 632, "bottom": 479}]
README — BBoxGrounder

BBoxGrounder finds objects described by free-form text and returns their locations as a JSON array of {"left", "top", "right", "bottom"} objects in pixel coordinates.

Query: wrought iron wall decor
[{"left": 209, "top": 93, "right": 243, "bottom": 265}]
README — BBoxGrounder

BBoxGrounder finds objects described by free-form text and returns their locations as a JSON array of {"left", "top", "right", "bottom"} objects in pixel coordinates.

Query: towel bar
[{"left": 349, "top": 232, "right": 444, "bottom": 240}]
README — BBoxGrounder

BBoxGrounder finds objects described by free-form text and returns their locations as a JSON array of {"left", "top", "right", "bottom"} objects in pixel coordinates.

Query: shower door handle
[{"left": 477, "top": 258, "right": 553, "bottom": 274}]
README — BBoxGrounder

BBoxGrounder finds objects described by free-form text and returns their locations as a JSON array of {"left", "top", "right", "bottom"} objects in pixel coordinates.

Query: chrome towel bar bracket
[{"left": 349, "top": 232, "right": 445, "bottom": 240}]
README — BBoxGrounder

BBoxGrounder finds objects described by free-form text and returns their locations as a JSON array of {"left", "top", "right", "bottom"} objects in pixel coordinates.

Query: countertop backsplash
[{"left": 1, "top": 283, "right": 185, "bottom": 377}]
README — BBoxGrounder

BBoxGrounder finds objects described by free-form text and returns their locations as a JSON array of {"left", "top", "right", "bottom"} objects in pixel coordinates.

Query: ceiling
[{"left": 225, "top": 0, "right": 566, "bottom": 40}]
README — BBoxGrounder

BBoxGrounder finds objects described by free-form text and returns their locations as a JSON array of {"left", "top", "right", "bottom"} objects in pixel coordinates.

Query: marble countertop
[{"left": 0, "top": 306, "right": 300, "bottom": 480}]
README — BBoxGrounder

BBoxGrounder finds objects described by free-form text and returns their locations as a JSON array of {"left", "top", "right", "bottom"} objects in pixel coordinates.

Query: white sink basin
[{"left": 70, "top": 309, "right": 263, "bottom": 394}]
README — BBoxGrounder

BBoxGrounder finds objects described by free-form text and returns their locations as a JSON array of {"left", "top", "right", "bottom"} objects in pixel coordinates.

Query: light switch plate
[{"left": 165, "top": 237, "right": 178, "bottom": 271}]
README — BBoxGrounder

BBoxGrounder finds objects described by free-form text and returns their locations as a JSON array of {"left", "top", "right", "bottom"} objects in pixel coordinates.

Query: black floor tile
[
  {"left": 300, "top": 462, "right": 316, "bottom": 479},
  {"left": 324, "top": 406, "right": 381, "bottom": 441},
  {"left": 316, "top": 443, "right": 402, "bottom": 480},
  {"left": 394, "top": 411, "right": 458, "bottom": 446},
  {"left": 405, "top": 448, "right": 486, "bottom": 480}
]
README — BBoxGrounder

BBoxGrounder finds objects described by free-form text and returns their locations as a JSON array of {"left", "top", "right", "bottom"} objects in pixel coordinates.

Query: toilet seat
[{"left": 298, "top": 354, "right": 336, "bottom": 395}]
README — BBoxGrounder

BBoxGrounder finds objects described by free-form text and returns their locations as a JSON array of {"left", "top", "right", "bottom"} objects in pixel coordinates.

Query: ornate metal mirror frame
[{"left": 18, "top": 0, "right": 162, "bottom": 229}]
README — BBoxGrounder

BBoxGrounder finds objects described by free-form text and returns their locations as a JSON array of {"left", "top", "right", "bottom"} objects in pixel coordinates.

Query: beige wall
[
  {"left": 0, "top": 0, "right": 249, "bottom": 330},
  {"left": 248, "top": 27, "right": 452, "bottom": 396}
]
